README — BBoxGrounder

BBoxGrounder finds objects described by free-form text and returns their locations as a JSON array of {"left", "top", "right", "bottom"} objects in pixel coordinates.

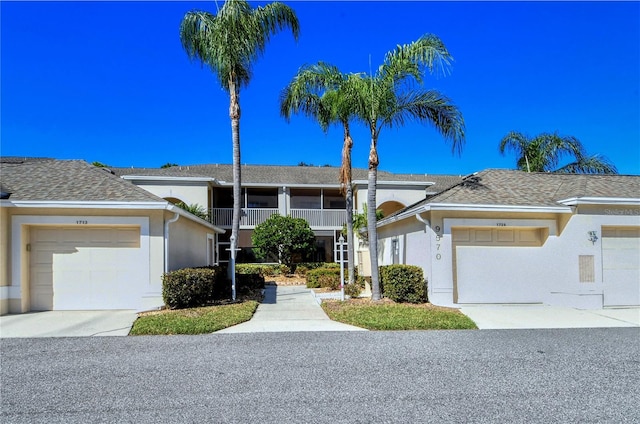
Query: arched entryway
[{"left": 378, "top": 200, "right": 405, "bottom": 219}]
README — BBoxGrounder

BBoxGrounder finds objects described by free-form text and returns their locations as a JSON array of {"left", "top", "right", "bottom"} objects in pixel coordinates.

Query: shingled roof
[
  {"left": 112, "top": 163, "right": 462, "bottom": 193},
  {"left": 379, "top": 169, "right": 640, "bottom": 225},
  {"left": 425, "top": 169, "right": 639, "bottom": 208},
  {"left": 0, "top": 157, "right": 165, "bottom": 202}
]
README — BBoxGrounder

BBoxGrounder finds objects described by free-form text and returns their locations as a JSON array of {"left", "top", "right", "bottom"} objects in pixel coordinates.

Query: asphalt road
[{"left": 2, "top": 328, "right": 639, "bottom": 423}]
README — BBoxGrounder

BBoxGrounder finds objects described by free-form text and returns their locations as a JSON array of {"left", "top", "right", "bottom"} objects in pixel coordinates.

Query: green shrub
[
  {"left": 236, "top": 263, "right": 289, "bottom": 277},
  {"left": 344, "top": 283, "right": 362, "bottom": 298},
  {"left": 295, "top": 262, "right": 338, "bottom": 276},
  {"left": 307, "top": 267, "right": 341, "bottom": 289},
  {"left": 163, "top": 266, "right": 265, "bottom": 309},
  {"left": 379, "top": 265, "right": 427, "bottom": 304},
  {"left": 162, "top": 267, "right": 222, "bottom": 309}
]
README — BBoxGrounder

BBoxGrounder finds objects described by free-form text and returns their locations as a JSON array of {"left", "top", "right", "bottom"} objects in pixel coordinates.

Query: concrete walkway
[
  {"left": 460, "top": 304, "right": 640, "bottom": 329},
  {"left": 217, "top": 285, "right": 366, "bottom": 333},
  {"left": 0, "top": 310, "right": 137, "bottom": 338}
]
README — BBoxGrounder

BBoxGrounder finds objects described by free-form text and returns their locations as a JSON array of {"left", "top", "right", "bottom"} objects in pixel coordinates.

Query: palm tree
[
  {"left": 180, "top": 0, "right": 299, "bottom": 299},
  {"left": 351, "top": 34, "right": 465, "bottom": 301},
  {"left": 499, "top": 131, "right": 617, "bottom": 174},
  {"left": 280, "top": 62, "right": 360, "bottom": 285}
]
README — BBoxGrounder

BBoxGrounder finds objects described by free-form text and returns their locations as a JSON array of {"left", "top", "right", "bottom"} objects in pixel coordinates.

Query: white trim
[
  {"left": 0, "top": 200, "right": 224, "bottom": 233},
  {"left": 214, "top": 181, "right": 434, "bottom": 189},
  {"left": 377, "top": 202, "right": 572, "bottom": 227},
  {"left": 122, "top": 175, "right": 217, "bottom": 183},
  {"left": 3, "top": 200, "right": 168, "bottom": 209},
  {"left": 423, "top": 203, "right": 572, "bottom": 213},
  {"left": 352, "top": 180, "right": 435, "bottom": 187},
  {"left": 166, "top": 204, "right": 224, "bottom": 233},
  {"left": 558, "top": 197, "right": 640, "bottom": 206},
  {"left": 206, "top": 233, "right": 216, "bottom": 266},
  {"left": 7, "top": 216, "right": 150, "bottom": 303}
]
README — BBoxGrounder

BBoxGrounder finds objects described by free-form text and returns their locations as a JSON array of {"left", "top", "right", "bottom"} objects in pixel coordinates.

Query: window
[
  {"left": 290, "top": 189, "right": 321, "bottom": 209},
  {"left": 246, "top": 188, "right": 277, "bottom": 208},
  {"left": 323, "top": 189, "right": 345, "bottom": 209}
]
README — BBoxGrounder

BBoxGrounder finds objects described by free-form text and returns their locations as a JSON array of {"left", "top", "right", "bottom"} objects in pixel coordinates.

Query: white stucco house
[
  {"left": 0, "top": 158, "right": 224, "bottom": 315},
  {"left": 376, "top": 169, "right": 640, "bottom": 309},
  {"left": 4, "top": 158, "right": 637, "bottom": 314}
]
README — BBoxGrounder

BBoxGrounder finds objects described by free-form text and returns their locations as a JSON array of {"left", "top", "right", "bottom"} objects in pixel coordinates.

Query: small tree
[
  {"left": 346, "top": 204, "right": 384, "bottom": 245},
  {"left": 252, "top": 214, "right": 316, "bottom": 268},
  {"left": 175, "top": 202, "right": 209, "bottom": 221}
]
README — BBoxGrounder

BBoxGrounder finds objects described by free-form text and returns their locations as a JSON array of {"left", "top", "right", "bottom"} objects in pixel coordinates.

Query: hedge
[
  {"left": 162, "top": 267, "right": 222, "bottom": 309},
  {"left": 162, "top": 266, "right": 265, "bottom": 309},
  {"left": 306, "top": 267, "right": 341, "bottom": 289},
  {"left": 296, "top": 262, "right": 339, "bottom": 276},
  {"left": 236, "top": 263, "right": 290, "bottom": 277},
  {"left": 379, "top": 265, "right": 428, "bottom": 303}
]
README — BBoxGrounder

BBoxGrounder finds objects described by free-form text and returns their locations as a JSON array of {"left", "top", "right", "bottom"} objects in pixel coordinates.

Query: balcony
[
  {"left": 290, "top": 209, "right": 346, "bottom": 228},
  {"left": 210, "top": 208, "right": 346, "bottom": 229}
]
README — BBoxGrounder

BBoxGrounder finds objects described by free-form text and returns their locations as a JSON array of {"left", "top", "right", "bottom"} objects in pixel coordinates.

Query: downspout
[{"left": 164, "top": 212, "right": 180, "bottom": 273}]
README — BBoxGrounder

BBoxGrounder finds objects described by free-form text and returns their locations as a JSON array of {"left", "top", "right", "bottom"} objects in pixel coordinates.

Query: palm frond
[
  {"left": 555, "top": 155, "right": 618, "bottom": 174},
  {"left": 180, "top": 0, "right": 298, "bottom": 92},
  {"left": 379, "top": 34, "right": 453, "bottom": 84},
  {"left": 391, "top": 90, "right": 465, "bottom": 154}
]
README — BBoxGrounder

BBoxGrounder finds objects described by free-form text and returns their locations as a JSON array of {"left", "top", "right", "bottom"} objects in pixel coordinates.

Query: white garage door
[
  {"left": 453, "top": 227, "right": 546, "bottom": 304},
  {"left": 30, "top": 226, "right": 144, "bottom": 311},
  {"left": 602, "top": 227, "right": 640, "bottom": 307}
]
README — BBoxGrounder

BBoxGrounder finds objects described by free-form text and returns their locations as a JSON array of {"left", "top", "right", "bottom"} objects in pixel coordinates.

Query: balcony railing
[
  {"left": 210, "top": 208, "right": 346, "bottom": 228},
  {"left": 290, "top": 209, "right": 346, "bottom": 228},
  {"left": 210, "top": 208, "right": 278, "bottom": 227}
]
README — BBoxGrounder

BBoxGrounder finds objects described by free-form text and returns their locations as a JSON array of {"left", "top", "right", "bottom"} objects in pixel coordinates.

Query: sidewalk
[{"left": 216, "top": 285, "right": 366, "bottom": 333}]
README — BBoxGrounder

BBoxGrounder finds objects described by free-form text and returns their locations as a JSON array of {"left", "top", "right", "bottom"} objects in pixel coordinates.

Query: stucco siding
[
  {"left": 137, "top": 182, "right": 209, "bottom": 208},
  {"left": 354, "top": 185, "right": 427, "bottom": 213},
  {"left": 167, "top": 212, "right": 212, "bottom": 271}
]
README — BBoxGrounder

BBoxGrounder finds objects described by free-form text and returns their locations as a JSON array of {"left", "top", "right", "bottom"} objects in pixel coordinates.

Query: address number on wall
[{"left": 76, "top": 220, "right": 88, "bottom": 225}]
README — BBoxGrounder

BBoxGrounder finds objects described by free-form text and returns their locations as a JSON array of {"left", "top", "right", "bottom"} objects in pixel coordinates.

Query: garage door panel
[
  {"left": 30, "top": 226, "right": 143, "bottom": 311},
  {"left": 453, "top": 227, "right": 546, "bottom": 304},
  {"left": 496, "top": 230, "right": 514, "bottom": 242},
  {"left": 602, "top": 226, "right": 640, "bottom": 307},
  {"left": 116, "top": 228, "right": 140, "bottom": 246},
  {"left": 475, "top": 229, "right": 493, "bottom": 242},
  {"left": 456, "top": 246, "right": 545, "bottom": 303}
]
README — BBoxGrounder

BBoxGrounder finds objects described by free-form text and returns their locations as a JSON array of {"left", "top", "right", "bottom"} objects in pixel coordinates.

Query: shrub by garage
[
  {"left": 162, "top": 266, "right": 265, "bottom": 309},
  {"left": 162, "top": 267, "right": 222, "bottom": 309},
  {"left": 379, "top": 265, "right": 428, "bottom": 303}
]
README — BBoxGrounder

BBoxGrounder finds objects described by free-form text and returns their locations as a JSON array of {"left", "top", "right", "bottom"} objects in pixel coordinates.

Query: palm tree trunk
[
  {"left": 339, "top": 124, "right": 355, "bottom": 286},
  {"left": 345, "top": 183, "right": 355, "bottom": 285},
  {"left": 367, "top": 135, "right": 381, "bottom": 301},
  {"left": 229, "top": 77, "right": 241, "bottom": 301}
]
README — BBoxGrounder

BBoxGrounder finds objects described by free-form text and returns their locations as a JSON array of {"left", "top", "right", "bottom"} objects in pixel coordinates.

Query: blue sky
[{"left": 2, "top": 1, "right": 639, "bottom": 176}]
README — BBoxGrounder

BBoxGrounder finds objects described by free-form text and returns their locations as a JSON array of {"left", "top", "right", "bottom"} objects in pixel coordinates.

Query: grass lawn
[
  {"left": 322, "top": 299, "right": 477, "bottom": 330},
  {"left": 129, "top": 301, "right": 259, "bottom": 335}
]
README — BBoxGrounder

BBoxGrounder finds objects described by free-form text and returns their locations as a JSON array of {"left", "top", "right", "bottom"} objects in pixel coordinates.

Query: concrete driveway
[
  {"left": 0, "top": 310, "right": 137, "bottom": 338},
  {"left": 460, "top": 304, "right": 640, "bottom": 329}
]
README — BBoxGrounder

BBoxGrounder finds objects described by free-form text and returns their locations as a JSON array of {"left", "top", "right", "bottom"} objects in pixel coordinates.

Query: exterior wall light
[{"left": 588, "top": 231, "right": 598, "bottom": 245}]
